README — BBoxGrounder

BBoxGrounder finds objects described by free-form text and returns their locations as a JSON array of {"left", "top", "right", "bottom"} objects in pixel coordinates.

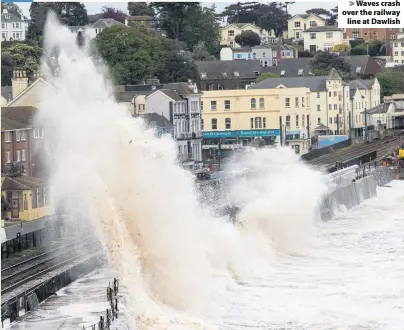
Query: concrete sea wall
[{"left": 320, "top": 167, "right": 393, "bottom": 221}]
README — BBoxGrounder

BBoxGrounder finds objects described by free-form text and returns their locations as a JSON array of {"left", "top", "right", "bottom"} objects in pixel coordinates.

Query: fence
[{"left": 82, "top": 278, "right": 120, "bottom": 330}]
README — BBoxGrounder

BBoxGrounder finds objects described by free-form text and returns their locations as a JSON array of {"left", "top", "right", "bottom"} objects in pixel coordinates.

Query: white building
[
  {"left": 1, "top": 10, "right": 29, "bottom": 41},
  {"left": 69, "top": 18, "right": 124, "bottom": 41},
  {"left": 145, "top": 82, "right": 203, "bottom": 169},
  {"left": 391, "top": 31, "right": 404, "bottom": 65},
  {"left": 302, "top": 26, "right": 344, "bottom": 53}
]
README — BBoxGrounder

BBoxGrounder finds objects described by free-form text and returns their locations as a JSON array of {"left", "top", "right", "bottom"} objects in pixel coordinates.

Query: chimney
[{"left": 12, "top": 70, "right": 29, "bottom": 99}]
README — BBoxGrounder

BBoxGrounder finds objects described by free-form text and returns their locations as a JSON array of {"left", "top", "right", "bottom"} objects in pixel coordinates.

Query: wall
[
  {"left": 288, "top": 15, "right": 326, "bottom": 39},
  {"left": 303, "top": 30, "right": 344, "bottom": 52},
  {"left": 320, "top": 167, "right": 392, "bottom": 221}
]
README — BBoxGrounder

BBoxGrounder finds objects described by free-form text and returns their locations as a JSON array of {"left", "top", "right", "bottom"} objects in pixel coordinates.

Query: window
[
  {"left": 210, "top": 101, "right": 217, "bottom": 110},
  {"left": 12, "top": 32, "right": 20, "bottom": 40},
  {"left": 262, "top": 52, "right": 266, "bottom": 58},
  {"left": 38, "top": 188, "right": 44, "bottom": 208},
  {"left": 201, "top": 72, "right": 207, "bottom": 79},
  {"left": 255, "top": 117, "right": 262, "bottom": 128},
  {"left": 263, "top": 117, "right": 266, "bottom": 128},
  {"left": 32, "top": 190, "right": 38, "bottom": 209},
  {"left": 234, "top": 71, "right": 240, "bottom": 76},
  {"left": 309, "top": 20, "right": 316, "bottom": 27},
  {"left": 211, "top": 118, "right": 217, "bottom": 130},
  {"left": 259, "top": 98, "right": 264, "bottom": 109},
  {"left": 317, "top": 92, "right": 320, "bottom": 98},
  {"left": 201, "top": 101, "right": 203, "bottom": 111},
  {"left": 16, "top": 131, "right": 21, "bottom": 142},
  {"left": 280, "top": 70, "right": 286, "bottom": 76},
  {"left": 225, "top": 118, "right": 231, "bottom": 129},
  {"left": 2, "top": 33, "right": 6, "bottom": 40},
  {"left": 302, "top": 97, "right": 305, "bottom": 107},
  {"left": 334, "top": 117, "right": 338, "bottom": 123},
  {"left": 334, "top": 104, "right": 337, "bottom": 110},
  {"left": 296, "top": 32, "right": 300, "bottom": 39},
  {"left": 317, "top": 104, "right": 321, "bottom": 111},
  {"left": 16, "top": 150, "right": 21, "bottom": 162},
  {"left": 297, "top": 69, "right": 303, "bottom": 75},
  {"left": 251, "top": 98, "right": 256, "bottom": 109},
  {"left": 224, "top": 100, "right": 231, "bottom": 110},
  {"left": 356, "top": 66, "right": 361, "bottom": 73},
  {"left": 329, "top": 117, "right": 332, "bottom": 124},
  {"left": 295, "top": 97, "right": 299, "bottom": 107},
  {"left": 253, "top": 71, "right": 259, "bottom": 77},
  {"left": 228, "top": 30, "right": 234, "bottom": 37},
  {"left": 310, "top": 33, "right": 316, "bottom": 39},
  {"left": 250, "top": 118, "right": 254, "bottom": 129},
  {"left": 333, "top": 91, "right": 337, "bottom": 97},
  {"left": 286, "top": 51, "right": 292, "bottom": 57},
  {"left": 318, "top": 118, "right": 321, "bottom": 124},
  {"left": 329, "top": 104, "right": 332, "bottom": 110},
  {"left": 329, "top": 91, "right": 332, "bottom": 97},
  {"left": 302, "top": 115, "right": 305, "bottom": 128},
  {"left": 6, "top": 151, "right": 11, "bottom": 164},
  {"left": 252, "top": 52, "right": 256, "bottom": 59},
  {"left": 34, "top": 128, "right": 43, "bottom": 139},
  {"left": 201, "top": 119, "right": 204, "bottom": 130},
  {"left": 326, "top": 32, "right": 333, "bottom": 38},
  {"left": 22, "top": 149, "right": 26, "bottom": 161},
  {"left": 44, "top": 187, "right": 49, "bottom": 206},
  {"left": 5, "top": 131, "right": 11, "bottom": 143},
  {"left": 285, "top": 98, "right": 290, "bottom": 107},
  {"left": 294, "top": 22, "right": 301, "bottom": 28},
  {"left": 286, "top": 115, "right": 291, "bottom": 128},
  {"left": 222, "top": 72, "right": 227, "bottom": 77},
  {"left": 296, "top": 115, "right": 299, "bottom": 127}
]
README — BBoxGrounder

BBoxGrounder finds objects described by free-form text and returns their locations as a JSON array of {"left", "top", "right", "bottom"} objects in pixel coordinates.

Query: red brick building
[
  {"left": 345, "top": 28, "right": 401, "bottom": 55},
  {"left": 1, "top": 106, "right": 45, "bottom": 177}
]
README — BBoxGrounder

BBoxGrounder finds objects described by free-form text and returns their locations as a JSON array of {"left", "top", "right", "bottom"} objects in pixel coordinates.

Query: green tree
[
  {"left": 309, "top": 52, "right": 351, "bottom": 74},
  {"left": 1, "top": 2, "right": 23, "bottom": 18},
  {"left": 298, "top": 50, "right": 313, "bottom": 57},
  {"left": 149, "top": 3, "right": 200, "bottom": 41},
  {"left": 306, "top": 8, "right": 331, "bottom": 18},
  {"left": 218, "top": 2, "right": 262, "bottom": 24},
  {"left": 256, "top": 72, "right": 280, "bottom": 82},
  {"left": 100, "top": 6, "right": 127, "bottom": 23},
  {"left": 128, "top": 2, "right": 154, "bottom": 16},
  {"left": 234, "top": 30, "right": 261, "bottom": 47},
  {"left": 182, "top": 5, "right": 220, "bottom": 53},
  {"left": 327, "top": 6, "right": 338, "bottom": 26},
  {"left": 376, "top": 71, "right": 404, "bottom": 98},
  {"left": 257, "top": 3, "right": 290, "bottom": 37},
  {"left": 28, "top": 2, "right": 88, "bottom": 40},
  {"left": 191, "top": 42, "right": 215, "bottom": 61},
  {"left": 94, "top": 25, "right": 163, "bottom": 85},
  {"left": 333, "top": 43, "right": 350, "bottom": 52},
  {"left": 1, "top": 41, "right": 43, "bottom": 86}
]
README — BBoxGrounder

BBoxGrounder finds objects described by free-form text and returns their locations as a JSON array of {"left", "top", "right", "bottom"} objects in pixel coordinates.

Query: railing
[{"left": 82, "top": 278, "right": 119, "bottom": 330}]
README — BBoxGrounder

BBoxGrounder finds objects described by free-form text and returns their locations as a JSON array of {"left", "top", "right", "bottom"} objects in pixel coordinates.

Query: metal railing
[{"left": 82, "top": 278, "right": 119, "bottom": 330}]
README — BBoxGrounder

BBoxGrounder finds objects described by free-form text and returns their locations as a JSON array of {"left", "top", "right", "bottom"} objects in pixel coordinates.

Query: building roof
[
  {"left": 115, "top": 91, "right": 136, "bottom": 103},
  {"left": 250, "top": 76, "right": 327, "bottom": 92},
  {"left": 88, "top": 14, "right": 103, "bottom": 23},
  {"left": 1, "top": 175, "right": 47, "bottom": 191},
  {"left": 305, "top": 26, "right": 343, "bottom": 32},
  {"left": 348, "top": 79, "right": 374, "bottom": 90},
  {"left": 195, "top": 60, "right": 263, "bottom": 80},
  {"left": 91, "top": 18, "right": 124, "bottom": 29},
  {"left": 153, "top": 89, "right": 184, "bottom": 102},
  {"left": 1, "top": 11, "right": 24, "bottom": 23},
  {"left": 140, "top": 113, "right": 174, "bottom": 129},
  {"left": 327, "top": 68, "right": 342, "bottom": 80},
  {"left": 395, "top": 37, "right": 404, "bottom": 42},
  {"left": 290, "top": 14, "right": 325, "bottom": 21},
  {"left": 274, "top": 55, "right": 381, "bottom": 77},
  {"left": 126, "top": 16, "right": 160, "bottom": 21},
  {"left": 367, "top": 103, "right": 389, "bottom": 114},
  {"left": 163, "top": 82, "right": 199, "bottom": 95},
  {"left": 1, "top": 86, "right": 12, "bottom": 101},
  {"left": 1, "top": 106, "right": 38, "bottom": 131}
]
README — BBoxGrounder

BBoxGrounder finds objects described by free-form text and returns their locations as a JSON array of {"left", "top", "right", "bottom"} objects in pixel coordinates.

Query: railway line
[
  {"left": 1, "top": 240, "right": 101, "bottom": 296},
  {"left": 308, "top": 136, "right": 402, "bottom": 168}
]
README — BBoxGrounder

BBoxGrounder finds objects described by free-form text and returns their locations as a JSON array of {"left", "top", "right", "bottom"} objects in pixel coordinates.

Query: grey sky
[{"left": 18, "top": 2, "right": 337, "bottom": 20}]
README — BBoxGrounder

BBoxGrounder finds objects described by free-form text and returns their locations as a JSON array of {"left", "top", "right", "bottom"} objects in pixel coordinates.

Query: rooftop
[
  {"left": 195, "top": 60, "right": 263, "bottom": 80},
  {"left": 156, "top": 89, "right": 184, "bottom": 102},
  {"left": 2, "top": 175, "right": 47, "bottom": 191},
  {"left": 305, "top": 26, "right": 343, "bottom": 32},
  {"left": 140, "top": 113, "right": 174, "bottom": 129},
  {"left": 164, "top": 82, "right": 199, "bottom": 95},
  {"left": 1, "top": 106, "right": 38, "bottom": 131}
]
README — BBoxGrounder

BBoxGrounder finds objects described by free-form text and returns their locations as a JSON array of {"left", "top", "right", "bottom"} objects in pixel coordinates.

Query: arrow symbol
[{"left": 349, "top": 1, "right": 354, "bottom": 5}]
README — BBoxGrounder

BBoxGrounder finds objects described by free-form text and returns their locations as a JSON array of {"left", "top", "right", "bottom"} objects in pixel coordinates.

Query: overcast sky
[{"left": 18, "top": 2, "right": 338, "bottom": 19}]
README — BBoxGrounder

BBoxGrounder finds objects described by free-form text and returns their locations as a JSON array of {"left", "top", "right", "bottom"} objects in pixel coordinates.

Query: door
[
  {"left": 309, "top": 45, "right": 317, "bottom": 53},
  {"left": 11, "top": 199, "right": 19, "bottom": 218}
]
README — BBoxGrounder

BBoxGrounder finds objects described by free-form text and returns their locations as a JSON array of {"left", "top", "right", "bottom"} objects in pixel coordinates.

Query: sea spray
[{"left": 35, "top": 13, "right": 332, "bottom": 329}]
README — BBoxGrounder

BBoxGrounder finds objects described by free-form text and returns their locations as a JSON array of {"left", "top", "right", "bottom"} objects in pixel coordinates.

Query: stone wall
[{"left": 320, "top": 167, "right": 392, "bottom": 221}]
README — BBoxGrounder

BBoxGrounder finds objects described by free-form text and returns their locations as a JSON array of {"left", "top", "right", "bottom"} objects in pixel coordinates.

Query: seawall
[{"left": 320, "top": 167, "right": 392, "bottom": 221}]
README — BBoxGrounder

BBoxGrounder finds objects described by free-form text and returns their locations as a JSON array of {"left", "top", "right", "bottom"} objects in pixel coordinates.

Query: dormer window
[
  {"left": 297, "top": 69, "right": 303, "bottom": 75},
  {"left": 5, "top": 14, "right": 10, "bottom": 19},
  {"left": 356, "top": 66, "right": 361, "bottom": 73},
  {"left": 263, "top": 52, "right": 266, "bottom": 58},
  {"left": 201, "top": 73, "right": 207, "bottom": 78},
  {"left": 222, "top": 72, "right": 227, "bottom": 77},
  {"left": 234, "top": 71, "right": 240, "bottom": 76},
  {"left": 280, "top": 70, "right": 286, "bottom": 76},
  {"left": 253, "top": 71, "right": 259, "bottom": 77}
]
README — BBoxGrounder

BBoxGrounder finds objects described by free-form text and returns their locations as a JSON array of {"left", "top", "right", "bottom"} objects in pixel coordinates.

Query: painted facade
[{"left": 287, "top": 14, "right": 326, "bottom": 40}]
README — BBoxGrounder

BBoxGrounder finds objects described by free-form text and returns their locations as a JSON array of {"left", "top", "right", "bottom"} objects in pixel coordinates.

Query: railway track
[
  {"left": 308, "top": 136, "right": 401, "bottom": 167},
  {"left": 1, "top": 248, "right": 102, "bottom": 295},
  {"left": 1, "top": 240, "right": 101, "bottom": 296}
]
